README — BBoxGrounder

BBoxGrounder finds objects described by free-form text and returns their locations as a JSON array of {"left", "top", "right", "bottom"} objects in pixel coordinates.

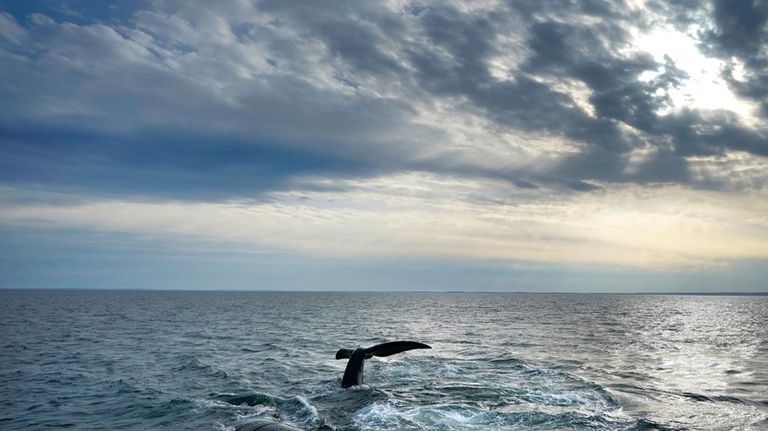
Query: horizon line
[{"left": 0, "top": 287, "right": 766, "bottom": 296}]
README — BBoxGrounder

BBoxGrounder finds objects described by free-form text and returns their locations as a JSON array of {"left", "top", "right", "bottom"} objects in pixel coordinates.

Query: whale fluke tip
[
  {"left": 335, "top": 348, "right": 355, "bottom": 360},
  {"left": 365, "top": 341, "right": 431, "bottom": 357}
]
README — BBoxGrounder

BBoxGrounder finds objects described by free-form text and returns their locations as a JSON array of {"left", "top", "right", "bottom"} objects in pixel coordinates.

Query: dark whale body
[
  {"left": 336, "top": 341, "right": 431, "bottom": 388},
  {"left": 235, "top": 419, "right": 303, "bottom": 431}
]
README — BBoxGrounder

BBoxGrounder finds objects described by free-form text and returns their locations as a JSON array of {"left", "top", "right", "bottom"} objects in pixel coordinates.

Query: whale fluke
[
  {"left": 335, "top": 340, "right": 431, "bottom": 388},
  {"left": 335, "top": 348, "right": 355, "bottom": 360},
  {"left": 366, "top": 341, "right": 431, "bottom": 357}
]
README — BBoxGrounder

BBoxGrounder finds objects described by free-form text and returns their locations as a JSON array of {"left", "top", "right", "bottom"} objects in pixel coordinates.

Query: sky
[{"left": 0, "top": 0, "right": 767, "bottom": 292}]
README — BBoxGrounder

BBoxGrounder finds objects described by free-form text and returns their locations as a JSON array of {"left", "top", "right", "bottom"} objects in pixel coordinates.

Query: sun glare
[{"left": 634, "top": 26, "right": 757, "bottom": 123}]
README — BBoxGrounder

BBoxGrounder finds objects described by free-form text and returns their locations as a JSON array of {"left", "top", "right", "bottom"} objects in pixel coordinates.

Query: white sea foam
[
  {"left": 440, "top": 363, "right": 462, "bottom": 377},
  {"left": 290, "top": 395, "right": 319, "bottom": 422},
  {"left": 233, "top": 406, "right": 273, "bottom": 422},
  {"left": 213, "top": 421, "right": 235, "bottom": 431},
  {"left": 354, "top": 401, "right": 413, "bottom": 429},
  {"left": 349, "top": 384, "right": 372, "bottom": 391},
  {"left": 355, "top": 401, "right": 497, "bottom": 430},
  {"left": 194, "top": 398, "right": 240, "bottom": 410}
]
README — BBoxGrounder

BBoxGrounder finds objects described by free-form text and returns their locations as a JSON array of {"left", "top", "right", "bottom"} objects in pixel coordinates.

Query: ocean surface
[{"left": 1, "top": 290, "right": 766, "bottom": 431}]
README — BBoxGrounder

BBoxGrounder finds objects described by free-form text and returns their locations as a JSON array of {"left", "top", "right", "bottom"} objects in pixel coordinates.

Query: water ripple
[{"left": 1, "top": 290, "right": 766, "bottom": 430}]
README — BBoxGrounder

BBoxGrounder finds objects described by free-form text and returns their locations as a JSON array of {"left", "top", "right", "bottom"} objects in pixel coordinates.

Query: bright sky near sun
[
  {"left": 635, "top": 25, "right": 755, "bottom": 120},
  {"left": 0, "top": 0, "right": 766, "bottom": 291}
]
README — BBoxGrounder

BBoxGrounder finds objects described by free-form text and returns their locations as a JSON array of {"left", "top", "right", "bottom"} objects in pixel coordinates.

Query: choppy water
[{"left": 1, "top": 290, "right": 767, "bottom": 430}]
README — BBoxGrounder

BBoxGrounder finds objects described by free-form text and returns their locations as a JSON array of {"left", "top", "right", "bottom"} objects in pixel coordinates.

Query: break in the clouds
[{"left": 0, "top": 0, "right": 767, "bottom": 290}]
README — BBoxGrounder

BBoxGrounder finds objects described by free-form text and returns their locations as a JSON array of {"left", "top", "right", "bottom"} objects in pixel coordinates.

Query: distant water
[{"left": 1, "top": 291, "right": 767, "bottom": 430}]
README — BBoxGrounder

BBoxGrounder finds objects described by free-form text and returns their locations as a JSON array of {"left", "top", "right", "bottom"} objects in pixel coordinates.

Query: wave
[
  {"left": 216, "top": 392, "right": 276, "bottom": 407},
  {"left": 680, "top": 391, "right": 765, "bottom": 407},
  {"left": 350, "top": 399, "right": 671, "bottom": 431},
  {"left": 173, "top": 354, "right": 230, "bottom": 378}
]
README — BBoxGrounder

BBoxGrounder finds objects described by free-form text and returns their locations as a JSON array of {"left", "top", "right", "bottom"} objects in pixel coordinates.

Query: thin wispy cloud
[{"left": 2, "top": 178, "right": 767, "bottom": 267}]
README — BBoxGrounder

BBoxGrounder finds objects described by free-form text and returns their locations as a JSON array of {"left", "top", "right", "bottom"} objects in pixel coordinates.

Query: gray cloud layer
[{"left": 0, "top": 0, "right": 766, "bottom": 199}]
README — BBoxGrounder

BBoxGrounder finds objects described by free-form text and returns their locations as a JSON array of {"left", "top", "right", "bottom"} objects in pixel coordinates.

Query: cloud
[
  {"left": 0, "top": 1, "right": 766, "bottom": 201},
  {"left": 1, "top": 1, "right": 767, "bottom": 290},
  {"left": 0, "top": 11, "right": 26, "bottom": 43},
  {"left": 649, "top": 0, "right": 768, "bottom": 118},
  {"left": 2, "top": 177, "right": 767, "bottom": 269}
]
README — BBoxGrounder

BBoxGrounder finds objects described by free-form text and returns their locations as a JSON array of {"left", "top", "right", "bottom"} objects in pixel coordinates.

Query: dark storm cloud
[
  {"left": 401, "top": 4, "right": 684, "bottom": 185},
  {"left": 707, "top": 0, "right": 768, "bottom": 61},
  {"left": 523, "top": 19, "right": 664, "bottom": 132},
  {"left": 392, "top": 5, "right": 635, "bottom": 188},
  {"left": 0, "top": 0, "right": 765, "bottom": 200},
  {"left": 401, "top": 2, "right": 766, "bottom": 186}
]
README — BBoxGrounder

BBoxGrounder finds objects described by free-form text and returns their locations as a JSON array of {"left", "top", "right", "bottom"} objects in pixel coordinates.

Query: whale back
[{"left": 235, "top": 419, "right": 303, "bottom": 431}]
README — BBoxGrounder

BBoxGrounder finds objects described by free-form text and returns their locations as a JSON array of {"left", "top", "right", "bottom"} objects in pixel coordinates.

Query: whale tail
[
  {"left": 335, "top": 348, "right": 355, "bottom": 359},
  {"left": 335, "top": 341, "right": 431, "bottom": 388},
  {"left": 366, "top": 341, "right": 431, "bottom": 357},
  {"left": 335, "top": 341, "right": 431, "bottom": 360}
]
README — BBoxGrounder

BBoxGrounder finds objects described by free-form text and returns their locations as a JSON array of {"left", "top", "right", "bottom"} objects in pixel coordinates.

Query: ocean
[{"left": 1, "top": 290, "right": 766, "bottom": 430}]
